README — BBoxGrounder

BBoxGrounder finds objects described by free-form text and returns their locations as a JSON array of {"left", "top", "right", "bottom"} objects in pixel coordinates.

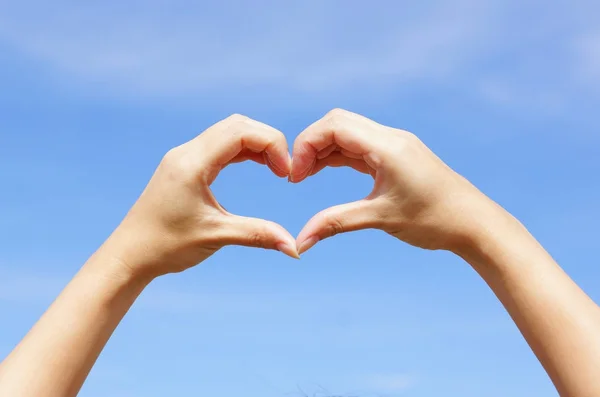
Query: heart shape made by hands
[{"left": 211, "top": 113, "right": 380, "bottom": 259}]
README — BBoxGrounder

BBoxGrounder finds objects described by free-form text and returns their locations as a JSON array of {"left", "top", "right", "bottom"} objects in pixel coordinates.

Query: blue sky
[{"left": 1, "top": 1, "right": 599, "bottom": 396}]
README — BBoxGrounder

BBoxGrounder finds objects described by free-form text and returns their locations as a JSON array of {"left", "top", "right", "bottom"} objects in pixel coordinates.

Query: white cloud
[
  {"left": 476, "top": 78, "right": 567, "bottom": 115},
  {"left": 476, "top": 1, "right": 600, "bottom": 113},
  {"left": 0, "top": 267, "right": 513, "bottom": 340},
  {"left": 0, "top": 0, "right": 494, "bottom": 96},
  {"left": 573, "top": 31, "right": 600, "bottom": 88},
  {"left": 364, "top": 373, "right": 415, "bottom": 393},
  {"left": 0, "top": 0, "right": 599, "bottom": 116},
  {"left": 0, "top": 269, "right": 68, "bottom": 304},
  {"left": 2, "top": 0, "right": 599, "bottom": 112}
]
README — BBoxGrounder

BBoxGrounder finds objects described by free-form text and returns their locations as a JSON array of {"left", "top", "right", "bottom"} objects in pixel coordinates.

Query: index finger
[
  {"left": 290, "top": 108, "right": 379, "bottom": 183},
  {"left": 190, "top": 114, "right": 292, "bottom": 182}
]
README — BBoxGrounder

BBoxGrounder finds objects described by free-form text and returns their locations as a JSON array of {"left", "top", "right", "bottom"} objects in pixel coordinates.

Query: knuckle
[
  {"left": 226, "top": 113, "right": 249, "bottom": 124},
  {"left": 265, "top": 125, "right": 283, "bottom": 140},
  {"left": 324, "top": 108, "right": 349, "bottom": 128},
  {"left": 161, "top": 147, "right": 196, "bottom": 180},
  {"left": 161, "top": 147, "right": 183, "bottom": 168},
  {"left": 384, "top": 129, "right": 417, "bottom": 156},
  {"left": 220, "top": 114, "right": 250, "bottom": 139},
  {"left": 263, "top": 134, "right": 277, "bottom": 147},
  {"left": 369, "top": 203, "right": 388, "bottom": 230},
  {"left": 195, "top": 216, "right": 226, "bottom": 247},
  {"left": 399, "top": 129, "right": 420, "bottom": 143},
  {"left": 326, "top": 108, "right": 348, "bottom": 120},
  {"left": 324, "top": 109, "right": 346, "bottom": 132},
  {"left": 323, "top": 213, "right": 345, "bottom": 238},
  {"left": 248, "top": 230, "right": 267, "bottom": 249}
]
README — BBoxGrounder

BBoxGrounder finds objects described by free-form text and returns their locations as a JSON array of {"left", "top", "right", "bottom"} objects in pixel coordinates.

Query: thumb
[
  {"left": 221, "top": 215, "right": 299, "bottom": 259},
  {"left": 296, "top": 198, "right": 383, "bottom": 255}
]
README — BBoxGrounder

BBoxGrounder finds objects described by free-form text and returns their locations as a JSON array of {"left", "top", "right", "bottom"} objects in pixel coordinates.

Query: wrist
[
  {"left": 84, "top": 240, "right": 157, "bottom": 291},
  {"left": 449, "top": 198, "right": 527, "bottom": 273},
  {"left": 97, "top": 217, "right": 173, "bottom": 281}
]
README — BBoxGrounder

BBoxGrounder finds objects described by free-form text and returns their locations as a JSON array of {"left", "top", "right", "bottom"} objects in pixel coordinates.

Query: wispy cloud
[
  {"left": 0, "top": 269, "right": 67, "bottom": 304},
  {"left": 573, "top": 31, "right": 600, "bottom": 89},
  {"left": 362, "top": 373, "right": 416, "bottom": 394},
  {"left": 0, "top": 268, "right": 513, "bottom": 337},
  {"left": 286, "top": 375, "right": 415, "bottom": 397},
  {"left": 0, "top": 0, "right": 491, "bottom": 95},
  {"left": 1, "top": 0, "right": 599, "bottom": 113}
]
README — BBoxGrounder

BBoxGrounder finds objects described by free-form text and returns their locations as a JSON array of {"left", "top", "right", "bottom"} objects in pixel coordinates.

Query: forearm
[
  {"left": 0, "top": 245, "right": 151, "bottom": 397},
  {"left": 457, "top": 205, "right": 600, "bottom": 397}
]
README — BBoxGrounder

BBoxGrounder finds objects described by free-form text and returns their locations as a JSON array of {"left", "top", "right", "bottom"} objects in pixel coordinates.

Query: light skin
[{"left": 0, "top": 109, "right": 599, "bottom": 397}]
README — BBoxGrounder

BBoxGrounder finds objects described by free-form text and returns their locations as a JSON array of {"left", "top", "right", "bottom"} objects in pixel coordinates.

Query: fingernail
[
  {"left": 265, "top": 153, "right": 287, "bottom": 178},
  {"left": 294, "top": 159, "right": 315, "bottom": 184},
  {"left": 297, "top": 236, "right": 319, "bottom": 255},
  {"left": 276, "top": 242, "right": 300, "bottom": 259}
]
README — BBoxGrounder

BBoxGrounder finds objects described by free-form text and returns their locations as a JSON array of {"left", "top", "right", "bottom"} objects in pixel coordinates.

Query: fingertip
[
  {"left": 297, "top": 236, "right": 319, "bottom": 255},
  {"left": 290, "top": 155, "right": 315, "bottom": 183},
  {"left": 276, "top": 241, "right": 300, "bottom": 259},
  {"left": 271, "top": 224, "right": 299, "bottom": 257},
  {"left": 290, "top": 140, "right": 317, "bottom": 182},
  {"left": 278, "top": 148, "right": 292, "bottom": 175},
  {"left": 288, "top": 165, "right": 300, "bottom": 183},
  {"left": 288, "top": 173, "right": 300, "bottom": 183},
  {"left": 264, "top": 151, "right": 291, "bottom": 178},
  {"left": 289, "top": 173, "right": 308, "bottom": 184}
]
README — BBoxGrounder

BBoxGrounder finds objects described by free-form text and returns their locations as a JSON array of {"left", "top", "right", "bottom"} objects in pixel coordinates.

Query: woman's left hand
[{"left": 105, "top": 114, "right": 298, "bottom": 279}]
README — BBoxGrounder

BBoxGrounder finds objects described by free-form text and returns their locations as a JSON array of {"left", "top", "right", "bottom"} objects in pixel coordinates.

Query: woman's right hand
[{"left": 291, "top": 108, "right": 502, "bottom": 255}]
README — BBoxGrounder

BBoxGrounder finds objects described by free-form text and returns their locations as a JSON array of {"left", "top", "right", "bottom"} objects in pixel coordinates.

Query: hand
[
  {"left": 106, "top": 114, "right": 299, "bottom": 279},
  {"left": 291, "top": 108, "right": 498, "bottom": 254}
]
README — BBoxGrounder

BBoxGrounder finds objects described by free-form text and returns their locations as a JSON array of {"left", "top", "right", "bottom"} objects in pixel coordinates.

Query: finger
[
  {"left": 339, "top": 148, "right": 363, "bottom": 160},
  {"left": 296, "top": 198, "right": 383, "bottom": 255},
  {"left": 291, "top": 108, "right": 380, "bottom": 183},
  {"left": 192, "top": 114, "right": 292, "bottom": 182},
  {"left": 229, "top": 150, "right": 267, "bottom": 165},
  {"left": 221, "top": 214, "right": 299, "bottom": 259},
  {"left": 309, "top": 152, "right": 375, "bottom": 177},
  {"left": 228, "top": 151, "right": 287, "bottom": 179},
  {"left": 316, "top": 144, "right": 338, "bottom": 159}
]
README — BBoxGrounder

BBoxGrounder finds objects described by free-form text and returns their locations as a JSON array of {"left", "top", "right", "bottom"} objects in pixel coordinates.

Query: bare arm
[
  {"left": 458, "top": 206, "right": 600, "bottom": 397},
  {"left": 0, "top": 114, "right": 298, "bottom": 397},
  {"left": 290, "top": 108, "right": 600, "bottom": 397},
  {"left": 0, "top": 251, "right": 150, "bottom": 397}
]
